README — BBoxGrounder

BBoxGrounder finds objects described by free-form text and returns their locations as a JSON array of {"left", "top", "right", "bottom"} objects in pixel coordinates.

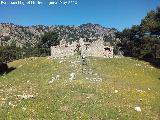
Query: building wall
[{"left": 51, "top": 39, "right": 113, "bottom": 58}]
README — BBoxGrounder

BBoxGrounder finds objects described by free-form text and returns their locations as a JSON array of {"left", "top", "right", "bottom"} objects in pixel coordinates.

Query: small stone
[
  {"left": 22, "top": 107, "right": 26, "bottom": 111},
  {"left": 8, "top": 102, "right": 16, "bottom": 107},
  {"left": 49, "top": 75, "right": 60, "bottom": 83},
  {"left": 1, "top": 98, "right": 6, "bottom": 101},
  {"left": 18, "top": 65, "right": 23, "bottom": 68},
  {"left": 49, "top": 80, "right": 54, "bottom": 84},
  {"left": 17, "top": 94, "right": 34, "bottom": 99},
  {"left": 69, "top": 73, "right": 76, "bottom": 80},
  {"left": 93, "top": 73, "right": 98, "bottom": 76},
  {"left": 136, "top": 89, "right": 144, "bottom": 93},
  {"left": 134, "top": 107, "right": 141, "bottom": 112},
  {"left": 86, "top": 77, "right": 89, "bottom": 80},
  {"left": 55, "top": 75, "right": 60, "bottom": 80},
  {"left": 114, "top": 90, "right": 118, "bottom": 93},
  {"left": 59, "top": 61, "right": 63, "bottom": 63},
  {"left": 9, "top": 102, "right": 12, "bottom": 106}
]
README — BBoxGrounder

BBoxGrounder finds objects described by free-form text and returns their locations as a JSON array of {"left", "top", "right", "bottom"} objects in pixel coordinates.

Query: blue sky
[{"left": 0, "top": 0, "right": 160, "bottom": 31}]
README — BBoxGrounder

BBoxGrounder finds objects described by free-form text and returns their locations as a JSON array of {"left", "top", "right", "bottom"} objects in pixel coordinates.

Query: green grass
[{"left": 0, "top": 57, "right": 160, "bottom": 120}]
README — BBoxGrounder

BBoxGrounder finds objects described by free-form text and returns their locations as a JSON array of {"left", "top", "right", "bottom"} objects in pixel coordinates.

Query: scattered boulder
[
  {"left": 69, "top": 73, "right": 76, "bottom": 80},
  {"left": 17, "top": 94, "right": 34, "bottom": 99},
  {"left": 8, "top": 101, "right": 16, "bottom": 107},
  {"left": 134, "top": 106, "right": 141, "bottom": 112},
  {"left": 22, "top": 107, "right": 27, "bottom": 111},
  {"left": 136, "top": 89, "right": 145, "bottom": 93},
  {"left": 86, "top": 77, "right": 89, "bottom": 80},
  {"left": 91, "top": 77, "right": 102, "bottom": 82},
  {"left": 49, "top": 80, "right": 54, "bottom": 84},
  {"left": 114, "top": 90, "right": 118, "bottom": 93},
  {"left": 59, "top": 61, "right": 63, "bottom": 63},
  {"left": 49, "top": 75, "right": 60, "bottom": 84},
  {"left": 55, "top": 75, "right": 60, "bottom": 80}
]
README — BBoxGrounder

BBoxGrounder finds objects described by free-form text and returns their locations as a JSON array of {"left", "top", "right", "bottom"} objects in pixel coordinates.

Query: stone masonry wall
[{"left": 51, "top": 38, "right": 113, "bottom": 58}]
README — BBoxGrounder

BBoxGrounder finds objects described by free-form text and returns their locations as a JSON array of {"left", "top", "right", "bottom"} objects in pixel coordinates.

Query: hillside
[
  {"left": 0, "top": 57, "right": 160, "bottom": 119},
  {"left": 0, "top": 23, "right": 117, "bottom": 47}
]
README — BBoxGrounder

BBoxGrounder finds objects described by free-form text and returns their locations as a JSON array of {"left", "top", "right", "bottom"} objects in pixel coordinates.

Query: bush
[
  {"left": 37, "top": 32, "right": 59, "bottom": 56},
  {"left": 0, "top": 62, "right": 8, "bottom": 74}
]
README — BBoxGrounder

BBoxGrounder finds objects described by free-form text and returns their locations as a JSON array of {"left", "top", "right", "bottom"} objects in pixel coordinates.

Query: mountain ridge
[{"left": 0, "top": 23, "right": 117, "bottom": 47}]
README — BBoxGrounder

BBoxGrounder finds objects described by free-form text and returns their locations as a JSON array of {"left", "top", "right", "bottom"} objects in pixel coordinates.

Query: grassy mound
[{"left": 0, "top": 57, "right": 160, "bottom": 120}]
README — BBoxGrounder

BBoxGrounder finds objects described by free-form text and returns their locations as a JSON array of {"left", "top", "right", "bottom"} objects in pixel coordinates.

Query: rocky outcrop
[{"left": 0, "top": 23, "right": 117, "bottom": 48}]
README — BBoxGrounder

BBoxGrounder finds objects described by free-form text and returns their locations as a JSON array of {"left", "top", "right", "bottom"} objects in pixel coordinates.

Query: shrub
[{"left": 0, "top": 62, "right": 8, "bottom": 74}]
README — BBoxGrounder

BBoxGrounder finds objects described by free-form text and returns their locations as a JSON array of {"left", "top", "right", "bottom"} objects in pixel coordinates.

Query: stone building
[{"left": 51, "top": 38, "right": 113, "bottom": 58}]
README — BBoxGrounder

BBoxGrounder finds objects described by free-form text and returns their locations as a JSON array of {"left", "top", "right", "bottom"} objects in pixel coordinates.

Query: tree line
[
  {"left": 0, "top": 32, "right": 60, "bottom": 74},
  {"left": 116, "top": 6, "right": 160, "bottom": 67}
]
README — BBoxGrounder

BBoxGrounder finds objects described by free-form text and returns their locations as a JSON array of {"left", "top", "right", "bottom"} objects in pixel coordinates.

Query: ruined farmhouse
[{"left": 51, "top": 38, "right": 114, "bottom": 58}]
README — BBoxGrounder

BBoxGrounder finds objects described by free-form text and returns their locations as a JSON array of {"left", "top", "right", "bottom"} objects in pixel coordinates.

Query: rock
[
  {"left": 8, "top": 102, "right": 16, "bottom": 107},
  {"left": 69, "top": 73, "right": 76, "bottom": 80},
  {"left": 114, "top": 90, "right": 118, "bottom": 93},
  {"left": 18, "top": 65, "right": 23, "bottom": 68},
  {"left": 22, "top": 107, "right": 26, "bottom": 111},
  {"left": 49, "top": 75, "right": 60, "bottom": 84},
  {"left": 0, "top": 23, "right": 116, "bottom": 49},
  {"left": 135, "top": 64, "right": 141, "bottom": 67},
  {"left": 134, "top": 107, "right": 141, "bottom": 112},
  {"left": 86, "top": 77, "right": 89, "bottom": 80},
  {"left": 49, "top": 80, "right": 54, "bottom": 84},
  {"left": 91, "top": 77, "right": 102, "bottom": 82},
  {"left": 55, "top": 75, "right": 60, "bottom": 80},
  {"left": 17, "top": 94, "right": 34, "bottom": 99},
  {"left": 136, "top": 89, "right": 145, "bottom": 93},
  {"left": 8, "top": 102, "right": 12, "bottom": 106},
  {"left": 59, "top": 61, "right": 63, "bottom": 63},
  {"left": 93, "top": 73, "right": 98, "bottom": 76}
]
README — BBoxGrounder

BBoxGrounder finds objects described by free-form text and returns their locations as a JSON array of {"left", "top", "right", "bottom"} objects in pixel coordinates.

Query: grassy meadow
[{"left": 0, "top": 56, "right": 160, "bottom": 120}]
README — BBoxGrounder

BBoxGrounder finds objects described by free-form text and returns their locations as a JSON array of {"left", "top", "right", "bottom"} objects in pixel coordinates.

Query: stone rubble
[
  {"left": 49, "top": 75, "right": 60, "bottom": 84},
  {"left": 51, "top": 38, "right": 113, "bottom": 58},
  {"left": 17, "top": 94, "right": 34, "bottom": 99}
]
